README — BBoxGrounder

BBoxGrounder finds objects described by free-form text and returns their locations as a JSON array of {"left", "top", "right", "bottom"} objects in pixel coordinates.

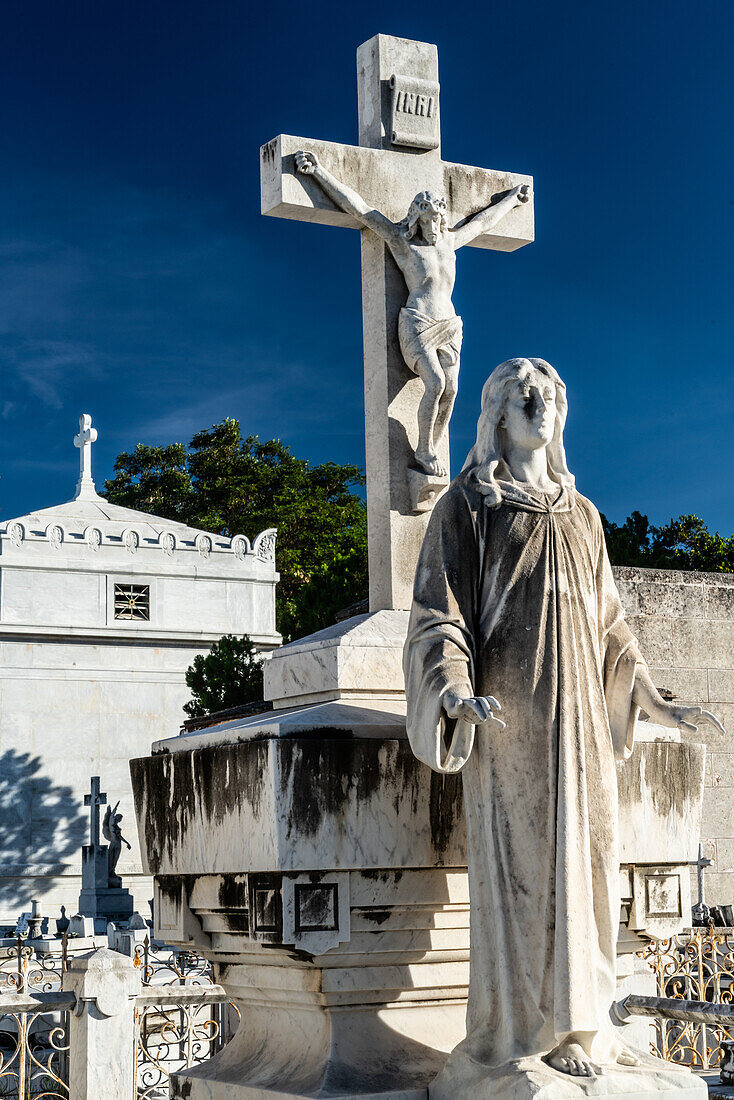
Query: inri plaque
[{"left": 389, "top": 73, "right": 440, "bottom": 150}]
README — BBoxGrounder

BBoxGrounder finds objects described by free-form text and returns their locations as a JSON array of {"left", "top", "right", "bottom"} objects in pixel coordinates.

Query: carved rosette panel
[
  {"left": 196, "top": 534, "right": 212, "bottom": 559},
  {"left": 48, "top": 525, "right": 64, "bottom": 550},
  {"left": 86, "top": 527, "right": 102, "bottom": 552},
  {"left": 8, "top": 522, "right": 24, "bottom": 547},
  {"left": 160, "top": 531, "right": 176, "bottom": 556},
  {"left": 123, "top": 529, "right": 139, "bottom": 554},
  {"left": 254, "top": 528, "right": 277, "bottom": 563},
  {"left": 231, "top": 535, "right": 250, "bottom": 561}
]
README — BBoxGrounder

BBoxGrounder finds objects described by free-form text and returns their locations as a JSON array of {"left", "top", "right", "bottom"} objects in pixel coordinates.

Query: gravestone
[
  {"left": 77, "top": 777, "right": 134, "bottom": 932},
  {"left": 131, "top": 33, "right": 710, "bottom": 1100}
]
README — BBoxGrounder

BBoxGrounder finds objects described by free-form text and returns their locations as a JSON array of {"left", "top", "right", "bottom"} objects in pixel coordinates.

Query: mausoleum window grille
[{"left": 113, "top": 583, "right": 150, "bottom": 621}]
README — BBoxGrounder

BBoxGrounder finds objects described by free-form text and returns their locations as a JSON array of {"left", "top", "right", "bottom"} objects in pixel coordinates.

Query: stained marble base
[
  {"left": 171, "top": 1080, "right": 427, "bottom": 1099},
  {"left": 171, "top": 1055, "right": 707, "bottom": 1100},
  {"left": 428, "top": 1053, "right": 707, "bottom": 1100},
  {"left": 169, "top": 999, "right": 458, "bottom": 1098}
]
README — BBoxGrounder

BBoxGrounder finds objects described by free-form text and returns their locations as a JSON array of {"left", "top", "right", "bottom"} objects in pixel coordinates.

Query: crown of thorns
[{"left": 404, "top": 191, "right": 448, "bottom": 238}]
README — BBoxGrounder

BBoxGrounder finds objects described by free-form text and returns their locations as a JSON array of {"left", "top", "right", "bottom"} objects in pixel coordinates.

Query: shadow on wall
[{"left": 0, "top": 749, "right": 87, "bottom": 912}]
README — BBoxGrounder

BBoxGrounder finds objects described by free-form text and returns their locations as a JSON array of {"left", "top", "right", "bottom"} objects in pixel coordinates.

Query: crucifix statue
[
  {"left": 73, "top": 413, "right": 101, "bottom": 501},
  {"left": 84, "top": 776, "right": 107, "bottom": 850},
  {"left": 261, "top": 34, "right": 534, "bottom": 612},
  {"left": 295, "top": 151, "right": 530, "bottom": 479}
]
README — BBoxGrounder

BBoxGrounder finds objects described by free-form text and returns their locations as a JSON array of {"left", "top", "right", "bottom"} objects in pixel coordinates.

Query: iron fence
[
  {"left": 3, "top": 924, "right": 732, "bottom": 1092},
  {"left": 639, "top": 926, "right": 734, "bottom": 1070},
  {"left": 0, "top": 935, "right": 236, "bottom": 1098},
  {"left": 0, "top": 940, "right": 69, "bottom": 1099},
  {"left": 132, "top": 939, "right": 238, "bottom": 1098}
]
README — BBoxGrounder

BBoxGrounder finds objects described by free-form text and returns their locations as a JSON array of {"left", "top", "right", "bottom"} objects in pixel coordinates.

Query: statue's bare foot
[
  {"left": 543, "top": 1039, "right": 599, "bottom": 1078},
  {"left": 415, "top": 452, "right": 446, "bottom": 478}
]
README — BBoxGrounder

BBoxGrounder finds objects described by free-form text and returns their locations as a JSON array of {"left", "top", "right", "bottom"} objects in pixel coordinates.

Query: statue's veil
[{"left": 462, "top": 357, "right": 575, "bottom": 505}]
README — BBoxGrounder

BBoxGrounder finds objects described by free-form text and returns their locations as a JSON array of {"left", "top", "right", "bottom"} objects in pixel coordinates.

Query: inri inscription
[{"left": 389, "top": 73, "right": 439, "bottom": 149}]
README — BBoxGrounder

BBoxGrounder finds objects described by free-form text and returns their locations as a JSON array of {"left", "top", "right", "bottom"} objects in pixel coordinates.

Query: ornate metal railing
[
  {"left": 639, "top": 926, "right": 734, "bottom": 1070},
  {"left": 0, "top": 936, "right": 236, "bottom": 1098},
  {"left": 0, "top": 940, "right": 70, "bottom": 1099},
  {"left": 132, "top": 938, "right": 238, "bottom": 1098}
]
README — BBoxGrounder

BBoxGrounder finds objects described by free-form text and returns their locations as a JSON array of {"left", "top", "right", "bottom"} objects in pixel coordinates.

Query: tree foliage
[
  {"left": 103, "top": 419, "right": 368, "bottom": 641},
  {"left": 601, "top": 511, "right": 734, "bottom": 573},
  {"left": 183, "top": 634, "right": 264, "bottom": 718}
]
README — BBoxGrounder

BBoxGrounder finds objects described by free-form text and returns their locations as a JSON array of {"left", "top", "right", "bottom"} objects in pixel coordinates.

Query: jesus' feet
[
  {"left": 415, "top": 451, "right": 446, "bottom": 478},
  {"left": 543, "top": 1039, "right": 599, "bottom": 1079}
]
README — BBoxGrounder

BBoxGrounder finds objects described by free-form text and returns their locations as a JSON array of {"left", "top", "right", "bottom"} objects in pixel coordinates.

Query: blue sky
[{"left": 0, "top": 0, "right": 732, "bottom": 530}]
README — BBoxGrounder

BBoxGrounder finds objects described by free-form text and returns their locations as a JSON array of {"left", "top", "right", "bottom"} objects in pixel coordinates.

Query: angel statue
[
  {"left": 295, "top": 150, "right": 530, "bottom": 481},
  {"left": 404, "top": 357, "right": 724, "bottom": 1095},
  {"left": 103, "top": 801, "right": 132, "bottom": 886}
]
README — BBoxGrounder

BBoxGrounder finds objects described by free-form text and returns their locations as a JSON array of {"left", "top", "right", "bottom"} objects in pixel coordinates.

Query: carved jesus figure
[
  {"left": 404, "top": 358, "right": 723, "bottom": 1094},
  {"left": 295, "top": 150, "right": 529, "bottom": 478}
]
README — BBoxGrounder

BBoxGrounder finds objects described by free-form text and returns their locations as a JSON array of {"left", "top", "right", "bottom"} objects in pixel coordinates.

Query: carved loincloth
[{"left": 398, "top": 308, "right": 463, "bottom": 374}]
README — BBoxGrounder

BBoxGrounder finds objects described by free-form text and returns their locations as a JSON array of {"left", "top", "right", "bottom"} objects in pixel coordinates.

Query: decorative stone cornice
[{"left": 0, "top": 520, "right": 277, "bottom": 563}]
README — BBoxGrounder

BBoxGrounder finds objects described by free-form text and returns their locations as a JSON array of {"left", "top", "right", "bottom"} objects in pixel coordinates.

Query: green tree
[
  {"left": 103, "top": 419, "right": 368, "bottom": 640},
  {"left": 601, "top": 511, "right": 734, "bottom": 573},
  {"left": 183, "top": 634, "right": 264, "bottom": 718}
]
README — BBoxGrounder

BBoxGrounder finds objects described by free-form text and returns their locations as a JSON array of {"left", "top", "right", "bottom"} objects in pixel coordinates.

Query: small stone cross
[
  {"left": 261, "top": 34, "right": 534, "bottom": 611},
  {"left": 84, "top": 776, "right": 107, "bottom": 850},
  {"left": 73, "top": 413, "right": 100, "bottom": 501},
  {"left": 692, "top": 842, "right": 713, "bottom": 925}
]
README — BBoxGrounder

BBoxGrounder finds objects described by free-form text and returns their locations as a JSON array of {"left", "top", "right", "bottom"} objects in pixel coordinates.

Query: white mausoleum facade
[{"left": 0, "top": 416, "right": 280, "bottom": 924}]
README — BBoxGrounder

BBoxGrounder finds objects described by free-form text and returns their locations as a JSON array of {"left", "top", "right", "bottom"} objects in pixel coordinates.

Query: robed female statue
[{"left": 403, "top": 358, "right": 722, "bottom": 1093}]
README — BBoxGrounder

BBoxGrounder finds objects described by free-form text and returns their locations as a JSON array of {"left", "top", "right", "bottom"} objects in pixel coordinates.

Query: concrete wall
[
  {"left": 1, "top": 567, "right": 277, "bottom": 638},
  {"left": 0, "top": 510, "right": 281, "bottom": 927},
  {"left": 615, "top": 566, "right": 734, "bottom": 906},
  {"left": 0, "top": 636, "right": 207, "bottom": 924}
]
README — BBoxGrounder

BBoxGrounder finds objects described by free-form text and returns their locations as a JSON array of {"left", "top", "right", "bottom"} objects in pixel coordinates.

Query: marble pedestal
[
  {"left": 130, "top": 612, "right": 708, "bottom": 1099},
  {"left": 428, "top": 1054, "right": 706, "bottom": 1100},
  {"left": 132, "top": 703, "right": 467, "bottom": 1099},
  {"left": 77, "top": 845, "right": 134, "bottom": 933}
]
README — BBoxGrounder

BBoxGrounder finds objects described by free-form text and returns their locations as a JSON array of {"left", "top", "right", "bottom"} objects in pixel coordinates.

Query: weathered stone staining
[{"left": 404, "top": 358, "right": 722, "bottom": 1097}]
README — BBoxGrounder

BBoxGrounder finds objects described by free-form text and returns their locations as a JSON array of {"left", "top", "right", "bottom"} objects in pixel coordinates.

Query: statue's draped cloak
[{"left": 404, "top": 475, "right": 643, "bottom": 1067}]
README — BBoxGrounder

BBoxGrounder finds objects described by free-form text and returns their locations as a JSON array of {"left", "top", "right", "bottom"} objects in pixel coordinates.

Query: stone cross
[
  {"left": 692, "top": 841, "right": 713, "bottom": 925},
  {"left": 84, "top": 776, "right": 107, "bottom": 850},
  {"left": 73, "top": 413, "right": 99, "bottom": 501},
  {"left": 261, "top": 34, "right": 534, "bottom": 612}
]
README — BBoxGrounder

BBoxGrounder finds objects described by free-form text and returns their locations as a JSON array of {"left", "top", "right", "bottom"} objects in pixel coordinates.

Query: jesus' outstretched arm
[
  {"left": 450, "top": 184, "right": 531, "bottom": 249},
  {"left": 295, "top": 151, "right": 399, "bottom": 242}
]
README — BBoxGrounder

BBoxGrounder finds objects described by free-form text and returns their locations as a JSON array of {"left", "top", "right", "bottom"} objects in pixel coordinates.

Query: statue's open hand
[
  {"left": 295, "top": 150, "right": 319, "bottom": 175},
  {"left": 443, "top": 690, "right": 506, "bottom": 728},
  {"left": 656, "top": 702, "right": 726, "bottom": 737}
]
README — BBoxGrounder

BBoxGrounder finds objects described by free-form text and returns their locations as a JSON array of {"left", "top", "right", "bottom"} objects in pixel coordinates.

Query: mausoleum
[{"left": 0, "top": 414, "right": 280, "bottom": 924}]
